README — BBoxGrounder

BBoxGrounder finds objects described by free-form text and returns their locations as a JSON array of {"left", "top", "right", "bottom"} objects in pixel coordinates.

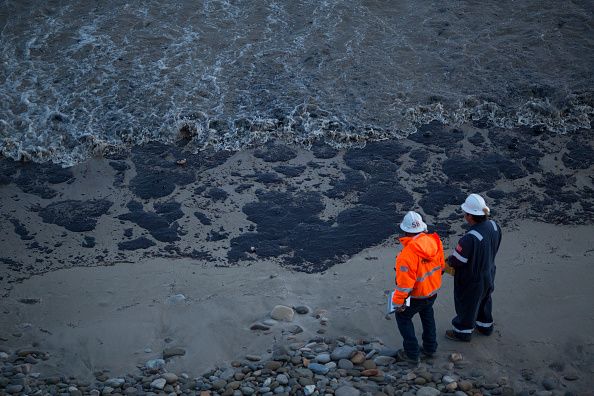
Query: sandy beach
[{"left": 1, "top": 121, "right": 593, "bottom": 394}]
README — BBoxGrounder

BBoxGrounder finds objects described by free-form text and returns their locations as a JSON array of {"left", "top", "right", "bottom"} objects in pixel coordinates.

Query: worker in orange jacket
[{"left": 391, "top": 211, "right": 446, "bottom": 363}]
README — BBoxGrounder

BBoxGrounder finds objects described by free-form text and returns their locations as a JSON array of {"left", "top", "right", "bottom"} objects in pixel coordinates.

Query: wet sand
[{"left": 1, "top": 122, "right": 593, "bottom": 393}]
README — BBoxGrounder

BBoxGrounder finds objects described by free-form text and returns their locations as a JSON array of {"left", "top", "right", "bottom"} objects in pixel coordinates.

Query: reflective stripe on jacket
[{"left": 392, "top": 232, "right": 446, "bottom": 306}]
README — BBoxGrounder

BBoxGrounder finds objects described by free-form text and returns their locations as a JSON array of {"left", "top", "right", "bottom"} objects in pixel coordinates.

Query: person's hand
[{"left": 396, "top": 305, "right": 406, "bottom": 313}]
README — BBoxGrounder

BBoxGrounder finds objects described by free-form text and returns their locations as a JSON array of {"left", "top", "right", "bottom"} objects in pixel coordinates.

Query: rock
[
  {"left": 162, "top": 373, "right": 178, "bottom": 384},
  {"left": 458, "top": 380, "right": 473, "bottom": 391},
  {"left": 373, "top": 356, "right": 395, "bottom": 366},
  {"left": 317, "top": 353, "right": 331, "bottom": 364},
  {"left": 449, "top": 352, "right": 463, "bottom": 362},
  {"left": 446, "top": 382, "right": 458, "bottom": 391},
  {"left": 331, "top": 346, "right": 357, "bottom": 360},
  {"left": 146, "top": 358, "right": 166, "bottom": 370},
  {"left": 455, "top": 392, "right": 467, "bottom": 396},
  {"left": 0, "top": 352, "right": 8, "bottom": 360},
  {"left": 246, "top": 354, "right": 261, "bottom": 361},
  {"left": 304, "top": 384, "right": 316, "bottom": 395},
  {"left": 276, "top": 374, "right": 289, "bottom": 385},
  {"left": 362, "top": 369, "right": 380, "bottom": 377},
  {"left": 250, "top": 323, "right": 271, "bottom": 331},
  {"left": 124, "top": 387, "right": 137, "bottom": 395},
  {"left": 270, "top": 305, "right": 294, "bottom": 321},
  {"left": 362, "top": 359, "right": 377, "bottom": 369},
  {"left": 105, "top": 378, "right": 125, "bottom": 388},
  {"left": 6, "top": 385, "right": 23, "bottom": 394},
  {"left": 404, "top": 372, "right": 417, "bottom": 381},
  {"left": 265, "top": 361, "right": 283, "bottom": 371},
  {"left": 163, "top": 347, "right": 186, "bottom": 359},
  {"left": 241, "top": 386, "right": 255, "bottom": 395},
  {"left": 295, "top": 306, "right": 310, "bottom": 314},
  {"left": 220, "top": 368, "right": 235, "bottom": 381},
  {"left": 350, "top": 351, "right": 366, "bottom": 364},
  {"left": 69, "top": 388, "right": 83, "bottom": 396},
  {"left": 415, "top": 387, "right": 441, "bottom": 396},
  {"left": 542, "top": 377, "right": 559, "bottom": 390},
  {"left": 289, "top": 324, "right": 304, "bottom": 334},
  {"left": 212, "top": 380, "right": 227, "bottom": 390},
  {"left": 101, "top": 386, "right": 114, "bottom": 395},
  {"left": 442, "top": 375, "right": 456, "bottom": 384},
  {"left": 294, "top": 368, "right": 314, "bottom": 378},
  {"left": 335, "top": 385, "right": 361, "bottom": 396},
  {"left": 414, "top": 377, "right": 427, "bottom": 385},
  {"left": 263, "top": 319, "right": 277, "bottom": 326},
  {"left": 338, "top": 359, "right": 354, "bottom": 370},
  {"left": 308, "top": 363, "right": 329, "bottom": 375},
  {"left": 150, "top": 378, "right": 166, "bottom": 390}
]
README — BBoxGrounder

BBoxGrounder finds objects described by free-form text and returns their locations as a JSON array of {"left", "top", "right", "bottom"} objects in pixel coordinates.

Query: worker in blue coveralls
[{"left": 445, "top": 193, "right": 502, "bottom": 342}]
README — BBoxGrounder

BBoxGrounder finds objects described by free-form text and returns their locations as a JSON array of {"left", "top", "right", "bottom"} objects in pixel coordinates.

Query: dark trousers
[
  {"left": 452, "top": 283, "right": 494, "bottom": 334},
  {"left": 395, "top": 295, "right": 437, "bottom": 359}
]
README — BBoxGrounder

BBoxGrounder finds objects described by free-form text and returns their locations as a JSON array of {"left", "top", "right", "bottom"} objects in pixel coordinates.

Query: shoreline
[
  {"left": 1, "top": 123, "right": 594, "bottom": 393},
  {"left": 1, "top": 220, "right": 594, "bottom": 393}
]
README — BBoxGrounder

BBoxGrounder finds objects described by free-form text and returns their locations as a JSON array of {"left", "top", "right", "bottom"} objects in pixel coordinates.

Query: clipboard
[{"left": 387, "top": 290, "right": 411, "bottom": 314}]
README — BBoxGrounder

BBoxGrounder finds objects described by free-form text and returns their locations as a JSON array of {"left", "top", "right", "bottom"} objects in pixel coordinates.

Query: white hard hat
[
  {"left": 461, "top": 193, "right": 490, "bottom": 216},
  {"left": 400, "top": 211, "right": 427, "bottom": 233}
]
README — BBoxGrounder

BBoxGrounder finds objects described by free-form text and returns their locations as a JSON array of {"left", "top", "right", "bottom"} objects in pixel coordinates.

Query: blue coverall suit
[{"left": 448, "top": 219, "right": 502, "bottom": 337}]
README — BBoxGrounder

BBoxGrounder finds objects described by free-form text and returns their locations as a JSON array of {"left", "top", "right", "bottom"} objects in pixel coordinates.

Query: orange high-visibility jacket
[{"left": 392, "top": 232, "right": 446, "bottom": 306}]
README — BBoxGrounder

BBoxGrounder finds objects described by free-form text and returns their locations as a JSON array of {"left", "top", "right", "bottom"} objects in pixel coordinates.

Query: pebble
[
  {"left": 270, "top": 305, "right": 295, "bottom": 321},
  {"left": 338, "top": 359, "right": 354, "bottom": 370},
  {"left": 449, "top": 353, "right": 463, "bottom": 362},
  {"left": 308, "top": 363, "right": 329, "bottom": 375},
  {"left": 335, "top": 385, "right": 361, "bottom": 396},
  {"left": 294, "top": 306, "right": 310, "bottom": 314},
  {"left": 265, "top": 361, "right": 282, "bottom": 371},
  {"left": 331, "top": 346, "right": 356, "bottom": 361},
  {"left": 350, "top": 351, "right": 366, "bottom": 364},
  {"left": 146, "top": 359, "right": 166, "bottom": 370},
  {"left": 316, "top": 353, "right": 331, "bottom": 363},
  {"left": 241, "top": 386, "right": 255, "bottom": 395},
  {"left": 250, "top": 323, "right": 271, "bottom": 331},
  {"left": 446, "top": 382, "right": 458, "bottom": 391},
  {"left": 162, "top": 373, "right": 178, "bottom": 383},
  {"left": 150, "top": 378, "right": 166, "bottom": 390},
  {"left": 276, "top": 374, "right": 289, "bottom": 385},
  {"left": 373, "top": 356, "right": 395, "bottom": 366},
  {"left": 458, "top": 380, "right": 473, "bottom": 391},
  {"left": 246, "top": 354, "right": 261, "bottom": 362},
  {"left": 416, "top": 387, "right": 441, "bottom": 396},
  {"left": 6, "top": 384, "right": 23, "bottom": 394},
  {"left": 105, "top": 378, "right": 125, "bottom": 388},
  {"left": 263, "top": 319, "right": 277, "bottom": 326},
  {"left": 304, "top": 384, "right": 316, "bottom": 395}
]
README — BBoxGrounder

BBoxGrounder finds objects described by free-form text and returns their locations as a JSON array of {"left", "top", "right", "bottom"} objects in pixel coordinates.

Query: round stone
[
  {"left": 416, "top": 387, "right": 441, "bottom": 396},
  {"left": 276, "top": 374, "right": 289, "bottom": 385},
  {"left": 295, "top": 306, "right": 310, "bottom": 314},
  {"left": 150, "top": 378, "right": 166, "bottom": 390},
  {"left": 350, "top": 351, "right": 366, "bottom": 365},
  {"left": 338, "top": 359, "right": 354, "bottom": 370},
  {"left": 270, "top": 305, "right": 294, "bottom": 321},
  {"left": 162, "top": 373, "right": 178, "bottom": 384},
  {"left": 335, "top": 386, "right": 361, "bottom": 396},
  {"left": 316, "top": 353, "right": 331, "bottom": 364}
]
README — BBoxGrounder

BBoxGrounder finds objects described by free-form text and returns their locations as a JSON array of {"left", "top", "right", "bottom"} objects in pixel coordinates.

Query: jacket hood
[{"left": 399, "top": 233, "right": 443, "bottom": 259}]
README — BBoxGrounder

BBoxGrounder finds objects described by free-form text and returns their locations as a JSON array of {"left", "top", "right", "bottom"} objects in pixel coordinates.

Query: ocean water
[{"left": 1, "top": 0, "right": 592, "bottom": 166}]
